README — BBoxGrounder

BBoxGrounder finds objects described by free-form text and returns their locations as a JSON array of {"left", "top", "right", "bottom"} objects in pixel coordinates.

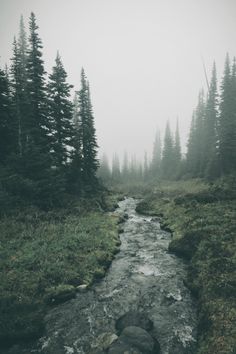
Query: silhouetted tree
[
  {"left": 48, "top": 52, "right": 74, "bottom": 168},
  {"left": 218, "top": 54, "right": 236, "bottom": 174},
  {"left": 151, "top": 129, "right": 161, "bottom": 178},
  {"left": 161, "top": 121, "right": 175, "bottom": 179},
  {"left": 79, "top": 69, "right": 99, "bottom": 190}
]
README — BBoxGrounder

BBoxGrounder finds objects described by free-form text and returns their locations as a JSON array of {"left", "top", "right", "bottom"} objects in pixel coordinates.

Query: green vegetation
[
  {"left": 136, "top": 178, "right": 236, "bottom": 354},
  {"left": 0, "top": 196, "right": 121, "bottom": 346}
]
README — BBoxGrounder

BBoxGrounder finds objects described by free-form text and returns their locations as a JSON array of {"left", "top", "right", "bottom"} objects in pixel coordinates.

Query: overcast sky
[{"left": 1, "top": 0, "right": 236, "bottom": 163}]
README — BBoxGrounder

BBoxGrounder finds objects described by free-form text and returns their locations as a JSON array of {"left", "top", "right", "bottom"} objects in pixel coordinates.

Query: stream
[{"left": 7, "top": 198, "right": 197, "bottom": 354}]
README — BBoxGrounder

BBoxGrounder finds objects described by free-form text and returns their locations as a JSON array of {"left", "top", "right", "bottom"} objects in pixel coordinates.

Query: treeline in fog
[
  {"left": 99, "top": 56, "right": 236, "bottom": 185},
  {"left": 0, "top": 13, "right": 100, "bottom": 210}
]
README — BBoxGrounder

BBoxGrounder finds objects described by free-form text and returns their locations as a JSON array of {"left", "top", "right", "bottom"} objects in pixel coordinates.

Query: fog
[{"left": 1, "top": 0, "right": 236, "bottom": 162}]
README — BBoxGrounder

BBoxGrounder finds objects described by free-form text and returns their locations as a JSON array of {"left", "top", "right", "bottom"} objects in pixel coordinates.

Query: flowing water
[{"left": 7, "top": 198, "right": 197, "bottom": 354}]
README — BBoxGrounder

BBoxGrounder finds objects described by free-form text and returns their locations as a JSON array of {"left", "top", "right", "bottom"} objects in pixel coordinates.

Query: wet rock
[
  {"left": 108, "top": 340, "right": 142, "bottom": 354},
  {"left": 76, "top": 284, "right": 88, "bottom": 293},
  {"left": 109, "top": 326, "right": 158, "bottom": 354},
  {"left": 118, "top": 226, "right": 124, "bottom": 234},
  {"left": 116, "top": 311, "right": 153, "bottom": 333},
  {"left": 90, "top": 332, "right": 118, "bottom": 352},
  {"left": 150, "top": 217, "right": 160, "bottom": 222}
]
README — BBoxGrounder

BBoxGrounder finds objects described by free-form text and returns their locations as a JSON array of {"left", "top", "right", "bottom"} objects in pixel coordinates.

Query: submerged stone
[{"left": 116, "top": 312, "right": 153, "bottom": 333}]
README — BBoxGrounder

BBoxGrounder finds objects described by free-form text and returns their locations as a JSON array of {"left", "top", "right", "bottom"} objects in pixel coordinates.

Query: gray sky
[{"left": 1, "top": 0, "right": 236, "bottom": 163}]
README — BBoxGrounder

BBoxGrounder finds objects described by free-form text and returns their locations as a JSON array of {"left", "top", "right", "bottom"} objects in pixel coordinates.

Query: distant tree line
[
  {"left": 98, "top": 54, "right": 236, "bottom": 185},
  {"left": 0, "top": 13, "right": 99, "bottom": 209},
  {"left": 98, "top": 121, "right": 181, "bottom": 184}
]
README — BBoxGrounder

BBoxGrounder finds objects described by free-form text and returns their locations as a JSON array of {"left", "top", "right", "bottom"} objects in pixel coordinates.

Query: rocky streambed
[{"left": 7, "top": 198, "right": 197, "bottom": 354}]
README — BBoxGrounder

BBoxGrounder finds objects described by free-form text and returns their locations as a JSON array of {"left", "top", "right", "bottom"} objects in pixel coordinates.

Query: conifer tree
[
  {"left": 192, "top": 90, "right": 206, "bottom": 176},
  {"left": 186, "top": 114, "right": 196, "bottom": 175},
  {"left": 0, "top": 68, "right": 16, "bottom": 164},
  {"left": 218, "top": 54, "right": 236, "bottom": 174},
  {"left": 151, "top": 129, "right": 161, "bottom": 177},
  {"left": 161, "top": 121, "right": 175, "bottom": 179},
  {"left": 10, "top": 17, "right": 29, "bottom": 157},
  {"left": 143, "top": 151, "right": 149, "bottom": 180},
  {"left": 79, "top": 69, "right": 99, "bottom": 188},
  {"left": 25, "top": 12, "right": 52, "bottom": 179},
  {"left": 203, "top": 62, "right": 219, "bottom": 178},
  {"left": 48, "top": 52, "right": 74, "bottom": 168},
  {"left": 173, "top": 119, "right": 181, "bottom": 176},
  {"left": 67, "top": 91, "right": 83, "bottom": 193}
]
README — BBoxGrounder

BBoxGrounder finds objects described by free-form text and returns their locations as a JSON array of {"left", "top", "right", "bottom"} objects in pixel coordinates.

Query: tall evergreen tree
[
  {"left": 10, "top": 17, "right": 29, "bottom": 157},
  {"left": 203, "top": 62, "right": 219, "bottom": 178},
  {"left": 0, "top": 68, "right": 16, "bottom": 164},
  {"left": 68, "top": 91, "right": 83, "bottom": 193},
  {"left": 191, "top": 90, "right": 206, "bottom": 176},
  {"left": 186, "top": 114, "right": 196, "bottom": 175},
  {"left": 161, "top": 121, "right": 175, "bottom": 179},
  {"left": 143, "top": 151, "right": 149, "bottom": 180},
  {"left": 79, "top": 69, "right": 99, "bottom": 188},
  {"left": 151, "top": 129, "right": 161, "bottom": 177},
  {"left": 48, "top": 52, "right": 74, "bottom": 168},
  {"left": 25, "top": 12, "right": 52, "bottom": 178},
  {"left": 218, "top": 54, "right": 236, "bottom": 174},
  {"left": 173, "top": 119, "right": 181, "bottom": 176}
]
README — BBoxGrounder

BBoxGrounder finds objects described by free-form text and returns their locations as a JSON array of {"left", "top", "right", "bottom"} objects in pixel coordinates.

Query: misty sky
[{"left": 1, "top": 0, "right": 236, "bottom": 163}]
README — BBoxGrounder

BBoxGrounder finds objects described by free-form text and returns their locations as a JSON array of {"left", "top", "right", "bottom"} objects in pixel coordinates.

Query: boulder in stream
[
  {"left": 108, "top": 326, "right": 158, "bottom": 354},
  {"left": 116, "top": 311, "right": 153, "bottom": 333}
]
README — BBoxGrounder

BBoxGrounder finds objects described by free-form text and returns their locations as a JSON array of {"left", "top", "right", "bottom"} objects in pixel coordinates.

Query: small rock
[
  {"left": 91, "top": 332, "right": 118, "bottom": 351},
  {"left": 76, "top": 284, "right": 88, "bottom": 293},
  {"left": 108, "top": 340, "right": 142, "bottom": 354}
]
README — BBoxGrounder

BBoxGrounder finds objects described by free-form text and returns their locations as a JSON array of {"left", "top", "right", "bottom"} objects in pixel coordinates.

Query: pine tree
[
  {"left": 218, "top": 54, "right": 236, "bottom": 174},
  {"left": 186, "top": 114, "right": 196, "bottom": 175},
  {"left": 173, "top": 119, "right": 181, "bottom": 177},
  {"left": 161, "top": 121, "right": 175, "bottom": 179},
  {"left": 143, "top": 151, "right": 149, "bottom": 180},
  {"left": 79, "top": 69, "right": 99, "bottom": 189},
  {"left": 193, "top": 90, "right": 206, "bottom": 176},
  {"left": 204, "top": 62, "right": 219, "bottom": 178},
  {"left": 48, "top": 52, "right": 74, "bottom": 168},
  {"left": 0, "top": 68, "right": 16, "bottom": 164},
  {"left": 10, "top": 17, "right": 29, "bottom": 157},
  {"left": 24, "top": 12, "right": 52, "bottom": 180},
  {"left": 68, "top": 91, "right": 83, "bottom": 193},
  {"left": 151, "top": 129, "right": 161, "bottom": 178}
]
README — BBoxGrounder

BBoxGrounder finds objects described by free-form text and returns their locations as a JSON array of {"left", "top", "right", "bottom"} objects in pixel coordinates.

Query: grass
[
  {"left": 0, "top": 195, "right": 121, "bottom": 347},
  {"left": 136, "top": 178, "right": 236, "bottom": 354}
]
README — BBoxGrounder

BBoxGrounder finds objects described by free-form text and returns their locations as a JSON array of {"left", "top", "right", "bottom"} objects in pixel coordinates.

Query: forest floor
[
  {"left": 136, "top": 178, "right": 236, "bottom": 354},
  {"left": 0, "top": 192, "right": 123, "bottom": 348}
]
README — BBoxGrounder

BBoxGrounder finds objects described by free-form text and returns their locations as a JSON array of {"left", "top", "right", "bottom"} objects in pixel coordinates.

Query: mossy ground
[
  {"left": 136, "top": 178, "right": 236, "bottom": 354},
  {"left": 0, "top": 194, "right": 121, "bottom": 347}
]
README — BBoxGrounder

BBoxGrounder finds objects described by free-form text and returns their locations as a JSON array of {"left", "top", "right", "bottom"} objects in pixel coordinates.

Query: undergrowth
[
  {"left": 0, "top": 194, "right": 121, "bottom": 347},
  {"left": 136, "top": 177, "right": 236, "bottom": 354}
]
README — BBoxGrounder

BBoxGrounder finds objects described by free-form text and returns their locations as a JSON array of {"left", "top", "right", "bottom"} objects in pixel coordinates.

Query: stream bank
[{"left": 6, "top": 197, "right": 197, "bottom": 354}]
